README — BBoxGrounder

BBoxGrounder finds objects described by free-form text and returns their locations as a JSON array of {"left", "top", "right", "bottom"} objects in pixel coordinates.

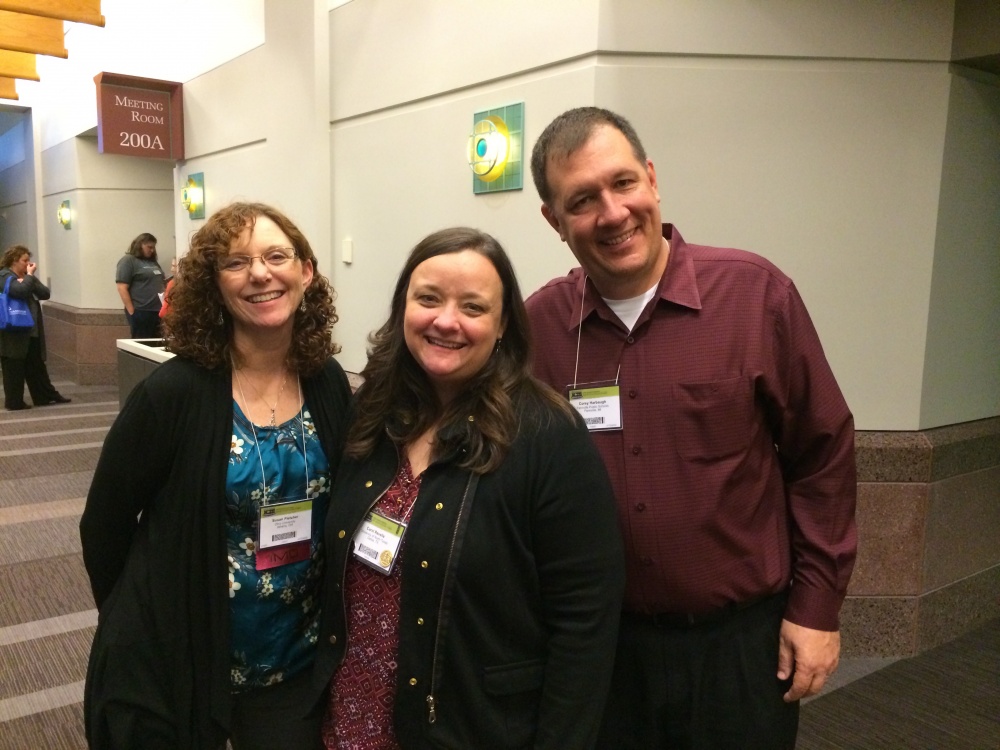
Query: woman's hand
[{"left": 26, "top": 261, "right": 37, "bottom": 275}]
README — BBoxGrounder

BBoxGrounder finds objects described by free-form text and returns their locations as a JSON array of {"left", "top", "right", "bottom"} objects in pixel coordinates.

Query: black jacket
[
  {"left": 81, "top": 356, "right": 352, "bottom": 749},
  {"left": 314, "top": 395, "right": 625, "bottom": 749}
]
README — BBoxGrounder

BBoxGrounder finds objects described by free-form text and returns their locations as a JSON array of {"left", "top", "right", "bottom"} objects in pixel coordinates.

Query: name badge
[
  {"left": 567, "top": 384, "right": 623, "bottom": 431},
  {"left": 256, "top": 499, "right": 313, "bottom": 571},
  {"left": 352, "top": 511, "right": 407, "bottom": 575}
]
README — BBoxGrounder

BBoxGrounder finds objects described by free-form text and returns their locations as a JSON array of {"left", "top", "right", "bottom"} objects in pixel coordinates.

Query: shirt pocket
[{"left": 671, "top": 375, "right": 752, "bottom": 461}]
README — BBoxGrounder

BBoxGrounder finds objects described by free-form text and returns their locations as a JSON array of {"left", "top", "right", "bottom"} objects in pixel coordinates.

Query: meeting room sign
[{"left": 94, "top": 73, "right": 184, "bottom": 160}]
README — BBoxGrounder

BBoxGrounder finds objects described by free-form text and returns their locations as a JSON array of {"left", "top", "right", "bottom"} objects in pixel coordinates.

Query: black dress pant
[
  {"left": 2, "top": 336, "right": 60, "bottom": 408},
  {"left": 125, "top": 308, "right": 162, "bottom": 339},
  {"left": 597, "top": 593, "right": 799, "bottom": 750}
]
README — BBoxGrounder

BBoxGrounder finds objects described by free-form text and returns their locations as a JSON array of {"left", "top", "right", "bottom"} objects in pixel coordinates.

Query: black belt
[{"left": 623, "top": 592, "right": 779, "bottom": 629}]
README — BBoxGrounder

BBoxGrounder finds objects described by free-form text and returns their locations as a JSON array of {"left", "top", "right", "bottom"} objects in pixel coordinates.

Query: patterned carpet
[
  {"left": 0, "top": 364, "right": 116, "bottom": 749},
  {"left": 0, "top": 365, "right": 997, "bottom": 749}
]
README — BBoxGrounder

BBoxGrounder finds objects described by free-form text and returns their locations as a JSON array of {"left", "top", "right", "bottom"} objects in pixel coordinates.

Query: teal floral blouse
[{"left": 225, "top": 401, "right": 330, "bottom": 691}]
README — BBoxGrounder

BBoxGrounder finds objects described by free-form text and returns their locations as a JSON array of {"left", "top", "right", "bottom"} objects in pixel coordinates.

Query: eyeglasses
[{"left": 218, "top": 248, "right": 297, "bottom": 273}]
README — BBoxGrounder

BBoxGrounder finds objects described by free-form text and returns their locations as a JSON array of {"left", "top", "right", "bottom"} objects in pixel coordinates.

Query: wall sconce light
[
  {"left": 468, "top": 116, "right": 510, "bottom": 182},
  {"left": 181, "top": 172, "right": 205, "bottom": 219},
  {"left": 468, "top": 103, "right": 523, "bottom": 194},
  {"left": 57, "top": 200, "right": 72, "bottom": 229}
]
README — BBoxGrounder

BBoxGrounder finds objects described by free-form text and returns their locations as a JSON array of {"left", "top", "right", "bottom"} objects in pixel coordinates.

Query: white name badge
[
  {"left": 258, "top": 499, "right": 313, "bottom": 550},
  {"left": 352, "top": 511, "right": 407, "bottom": 575},
  {"left": 567, "top": 384, "right": 623, "bottom": 431}
]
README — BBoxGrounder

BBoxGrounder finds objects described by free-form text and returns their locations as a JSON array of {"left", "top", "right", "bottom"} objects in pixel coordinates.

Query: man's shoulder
[
  {"left": 684, "top": 242, "right": 793, "bottom": 288},
  {"left": 525, "top": 268, "right": 582, "bottom": 311}
]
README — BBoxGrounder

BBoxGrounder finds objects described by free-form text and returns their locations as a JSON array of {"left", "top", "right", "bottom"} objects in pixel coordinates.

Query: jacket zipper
[
  {"left": 425, "top": 473, "right": 475, "bottom": 724},
  {"left": 336, "top": 448, "right": 400, "bottom": 667}
]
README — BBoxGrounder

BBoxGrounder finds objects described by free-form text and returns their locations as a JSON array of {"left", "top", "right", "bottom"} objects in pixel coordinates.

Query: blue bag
[{"left": 0, "top": 275, "right": 35, "bottom": 330}]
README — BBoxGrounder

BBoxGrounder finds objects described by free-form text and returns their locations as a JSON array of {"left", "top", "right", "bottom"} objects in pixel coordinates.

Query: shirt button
[
  {"left": 337, "top": 530, "right": 346, "bottom": 539},
  {"left": 409, "top": 677, "right": 418, "bottom": 686},
  {"left": 328, "top": 635, "right": 337, "bottom": 644},
  {"left": 632, "top": 445, "right": 641, "bottom": 455},
  {"left": 635, "top": 503, "right": 646, "bottom": 512},
  {"left": 417, "top": 617, "right": 425, "bottom": 625},
  {"left": 626, "top": 336, "right": 635, "bottom": 344},
  {"left": 421, "top": 561, "right": 429, "bottom": 569},
  {"left": 629, "top": 389, "right": 637, "bottom": 398},
  {"left": 435, "top": 503, "right": 443, "bottom": 510},
  {"left": 364, "top": 480, "right": 373, "bottom": 488}
]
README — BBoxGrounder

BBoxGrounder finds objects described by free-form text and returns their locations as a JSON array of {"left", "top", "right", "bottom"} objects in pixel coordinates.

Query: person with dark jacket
[
  {"left": 0, "top": 245, "right": 70, "bottom": 410},
  {"left": 81, "top": 203, "right": 352, "bottom": 749},
  {"left": 314, "top": 227, "right": 625, "bottom": 749}
]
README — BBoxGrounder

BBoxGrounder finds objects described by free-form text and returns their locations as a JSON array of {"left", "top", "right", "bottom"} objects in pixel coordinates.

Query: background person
[
  {"left": 81, "top": 203, "right": 352, "bottom": 750},
  {"left": 314, "top": 227, "right": 625, "bottom": 749},
  {"left": 0, "top": 245, "right": 70, "bottom": 410},
  {"left": 526, "top": 107, "right": 857, "bottom": 749},
  {"left": 115, "top": 232, "right": 166, "bottom": 338}
]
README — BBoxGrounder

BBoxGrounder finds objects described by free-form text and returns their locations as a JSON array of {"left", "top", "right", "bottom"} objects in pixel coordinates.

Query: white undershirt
[{"left": 603, "top": 284, "right": 658, "bottom": 332}]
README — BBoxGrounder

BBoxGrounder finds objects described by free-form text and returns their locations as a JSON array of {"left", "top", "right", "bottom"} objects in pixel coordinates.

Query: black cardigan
[
  {"left": 81, "top": 356, "right": 352, "bottom": 749},
  {"left": 314, "top": 395, "right": 625, "bottom": 749}
]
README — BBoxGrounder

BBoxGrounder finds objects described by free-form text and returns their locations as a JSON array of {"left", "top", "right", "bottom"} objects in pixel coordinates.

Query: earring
[
  {"left": 494, "top": 338, "right": 502, "bottom": 353},
  {"left": 217, "top": 309, "right": 224, "bottom": 325},
  {"left": 299, "top": 298, "right": 306, "bottom": 312}
]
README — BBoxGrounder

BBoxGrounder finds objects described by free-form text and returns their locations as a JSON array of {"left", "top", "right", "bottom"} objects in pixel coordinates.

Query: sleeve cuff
[{"left": 783, "top": 583, "right": 844, "bottom": 632}]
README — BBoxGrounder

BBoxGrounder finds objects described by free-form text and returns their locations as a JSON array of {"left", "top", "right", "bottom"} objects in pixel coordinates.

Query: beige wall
[
  {"left": 4, "top": 0, "right": 997, "bottom": 431},
  {"left": 327, "top": 0, "right": 1000, "bottom": 432},
  {"left": 39, "top": 137, "right": 175, "bottom": 310},
  {"left": 921, "top": 70, "right": 1000, "bottom": 426},
  {"left": 174, "top": 0, "right": 331, "bottom": 271}
]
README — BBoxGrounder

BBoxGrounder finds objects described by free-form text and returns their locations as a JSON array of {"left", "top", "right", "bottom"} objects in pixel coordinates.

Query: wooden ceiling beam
[
  {"left": 0, "top": 74, "right": 17, "bottom": 99},
  {"left": 0, "top": 48, "right": 38, "bottom": 80},
  {"left": 0, "top": 1, "right": 104, "bottom": 27},
  {"left": 0, "top": 10, "right": 66, "bottom": 58}
]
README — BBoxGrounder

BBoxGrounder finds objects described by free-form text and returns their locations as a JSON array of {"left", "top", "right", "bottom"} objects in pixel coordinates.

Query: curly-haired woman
[{"left": 82, "top": 202, "right": 351, "bottom": 749}]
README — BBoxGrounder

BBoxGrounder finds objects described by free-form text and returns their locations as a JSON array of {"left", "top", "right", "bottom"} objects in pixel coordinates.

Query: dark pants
[
  {"left": 1, "top": 336, "right": 60, "bottom": 408},
  {"left": 228, "top": 669, "right": 325, "bottom": 750},
  {"left": 126, "top": 308, "right": 162, "bottom": 339},
  {"left": 597, "top": 593, "right": 799, "bottom": 750}
]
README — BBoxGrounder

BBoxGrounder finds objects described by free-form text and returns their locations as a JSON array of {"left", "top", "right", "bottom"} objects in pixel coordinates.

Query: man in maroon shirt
[{"left": 525, "top": 107, "right": 857, "bottom": 749}]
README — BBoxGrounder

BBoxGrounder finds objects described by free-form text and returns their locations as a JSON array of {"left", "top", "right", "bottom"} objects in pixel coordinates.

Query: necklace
[{"left": 233, "top": 365, "right": 289, "bottom": 427}]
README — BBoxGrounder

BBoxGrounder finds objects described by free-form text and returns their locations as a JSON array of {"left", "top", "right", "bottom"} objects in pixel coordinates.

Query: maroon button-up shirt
[{"left": 526, "top": 225, "right": 856, "bottom": 631}]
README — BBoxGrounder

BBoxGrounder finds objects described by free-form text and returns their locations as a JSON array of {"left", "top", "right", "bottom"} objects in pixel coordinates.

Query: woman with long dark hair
[{"left": 315, "top": 227, "right": 624, "bottom": 749}]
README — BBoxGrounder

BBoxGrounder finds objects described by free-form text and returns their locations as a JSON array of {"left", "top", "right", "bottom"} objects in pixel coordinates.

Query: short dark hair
[
  {"left": 162, "top": 202, "right": 340, "bottom": 375},
  {"left": 127, "top": 233, "right": 158, "bottom": 260},
  {"left": 347, "top": 227, "right": 572, "bottom": 473},
  {"left": 530, "top": 107, "right": 648, "bottom": 204},
  {"left": 0, "top": 245, "right": 30, "bottom": 269}
]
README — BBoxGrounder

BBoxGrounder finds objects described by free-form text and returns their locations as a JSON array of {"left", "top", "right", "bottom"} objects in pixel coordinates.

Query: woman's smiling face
[
  {"left": 216, "top": 215, "right": 313, "bottom": 340},
  {"left": 403, "top": 249, "right": 505, "bottom": 405}
]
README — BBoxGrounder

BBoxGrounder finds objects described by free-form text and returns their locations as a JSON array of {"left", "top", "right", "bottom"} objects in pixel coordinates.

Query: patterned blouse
[
  {"left": 323, "top": 459, "right": 422, "bottom": 750},
  {"left": 225, "top": 401, "right": 330, "bottom": 691}
]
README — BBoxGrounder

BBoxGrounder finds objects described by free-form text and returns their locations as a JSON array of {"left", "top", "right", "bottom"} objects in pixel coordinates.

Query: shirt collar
[{"left": 567, "top": 223, "right": 702, "bottom": 331}]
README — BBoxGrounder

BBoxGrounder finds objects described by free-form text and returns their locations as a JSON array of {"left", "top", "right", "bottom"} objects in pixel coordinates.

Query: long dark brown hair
[
  {"left": 162, "top": 202, "right": 340, "bottom": 375},
  {"left": 347, "top": 227, "right": 573, "bottom": 474}
]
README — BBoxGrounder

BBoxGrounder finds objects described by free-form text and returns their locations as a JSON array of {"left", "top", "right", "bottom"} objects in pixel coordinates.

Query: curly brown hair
[
  {"left": 0, "top": 245, "right": 30, "bottom": 269},
  {"left": 347, "top": 227, "right": 572, "bottom": 474},
  {"left": 162, "top": 202, "right": 340, "bottom": 375}
]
